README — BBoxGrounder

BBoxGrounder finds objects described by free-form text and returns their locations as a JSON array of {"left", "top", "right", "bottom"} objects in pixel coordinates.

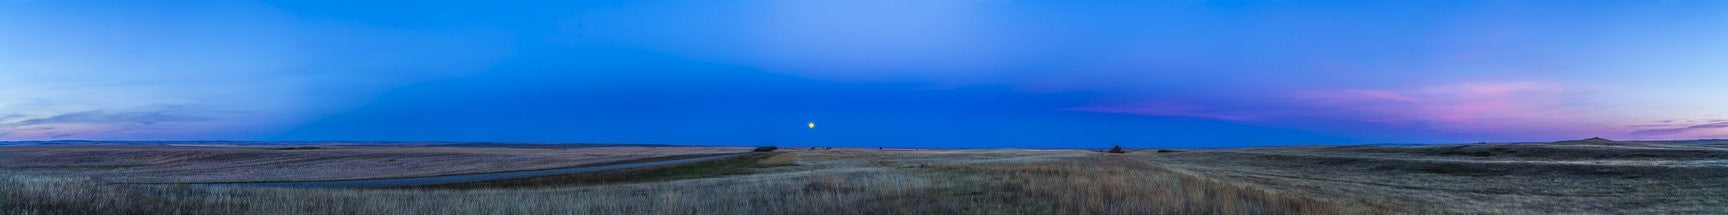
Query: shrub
[
  {"left": 753, "top": 146, "right": 778, "bottom": 152},
  {"left": 1108, "top": 145, "right": 1126, "bottom": 153}
]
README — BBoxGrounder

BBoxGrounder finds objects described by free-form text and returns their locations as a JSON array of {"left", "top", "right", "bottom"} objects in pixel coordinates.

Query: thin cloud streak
[
  {"left": 1066, "top": 81, "right": 1622, "bottom": 141},
  {"left": 1631, "top": 122, "right": 1728, "bottom": 136},
  {"left": 0, "top": 108, "right": 212, "bottom": 140}
]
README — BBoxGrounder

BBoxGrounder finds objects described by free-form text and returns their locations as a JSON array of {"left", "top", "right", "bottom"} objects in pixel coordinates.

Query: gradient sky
[{"left": 3, "top": 0, "right": 1727, "bottom": 147}]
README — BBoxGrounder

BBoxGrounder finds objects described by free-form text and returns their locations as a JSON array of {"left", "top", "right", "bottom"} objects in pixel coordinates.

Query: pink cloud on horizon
[
  {"left": 1065, "top": 81, "right": 1651, "bottom": 140},
  {"left": 1297, "top": 81, "right": 1573, "bottom": 124}
]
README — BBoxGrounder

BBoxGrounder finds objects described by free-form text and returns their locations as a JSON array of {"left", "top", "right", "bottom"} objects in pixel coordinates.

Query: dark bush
[
  {"left": 1108, "top": 145, "right": 1126, "bottom": 153},
  {"left": 1156, "top": 149, "right": 1182, "bottom": 153},
  {"left": 753, "top": 146, "right": 778, "bottom": 152}
]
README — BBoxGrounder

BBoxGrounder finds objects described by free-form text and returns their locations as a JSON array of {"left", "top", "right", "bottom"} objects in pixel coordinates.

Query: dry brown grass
[
  {"left": 914, "top": 155, "right": 1371, "bottom": 214},
  {"left": 1, "top": 149, "right": 1373, "bottom": 214},
  {"left": 1138, "top": 142, "right": 1728, "bottom": 214},
  {"left": 0, "top": 145, "right": 746, "bottom": 183},
  {"left": 409, "top": 153, "right": 777, "bottom": 189},
  {"left": 755, "top": 152, "right": 798, "bottom": 166}
]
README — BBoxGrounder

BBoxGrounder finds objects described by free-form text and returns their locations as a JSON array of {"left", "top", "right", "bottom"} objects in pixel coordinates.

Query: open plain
[
  {"left": 2, "top": 139, "right": 1726, "bottom": 214},
  {"left": 1137, "top": 138, "right": 1728, "bottom": 213},
  {"left": 0, "top": 144, "right": 746, "bottom": 183}
]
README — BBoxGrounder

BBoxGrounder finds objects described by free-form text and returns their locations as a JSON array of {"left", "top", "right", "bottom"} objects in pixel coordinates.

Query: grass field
[
  {"left": 0, "top": 145, "right": 746, "bottom": 183},
  {"left": 1, "top": 147, "right": 1361, "bottom": 214},
  {"left": 3, "top": 140, "right": 1725, "bottom": 214},
  {"left": 1137, "top": 139, "right": 1728, "bottom": 213}
]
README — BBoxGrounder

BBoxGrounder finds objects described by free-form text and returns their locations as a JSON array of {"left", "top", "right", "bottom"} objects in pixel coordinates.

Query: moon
[{"left": 808, "top": 122, "right": 815, "bottom": 129}]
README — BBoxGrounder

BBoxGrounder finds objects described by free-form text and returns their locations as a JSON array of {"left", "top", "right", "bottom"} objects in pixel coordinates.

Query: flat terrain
[
  {"left": 2, "top": 147, "right": 1355, "bottom": 214},
  {"left": 1137, "top": 139, "right": 1728, "bottom": 213},
  {"left": 0, "top": 144, "right": 746, "bottom": 182},
  {"left": 3, "top": 139, "right": 1726, "bottom": 214},
  {"left": 208, "top": 153, "right": 746, "bottom": 188}
]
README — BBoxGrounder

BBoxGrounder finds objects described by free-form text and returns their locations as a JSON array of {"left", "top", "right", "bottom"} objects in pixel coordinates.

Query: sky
[{"left": 2, "top": 0, "right": 1726, "bottom": 148}]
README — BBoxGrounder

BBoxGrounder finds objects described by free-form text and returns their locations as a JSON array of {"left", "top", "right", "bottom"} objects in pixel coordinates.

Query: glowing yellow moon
[{"left": 808, "top": 122, "right": 815, "bottom": 128}]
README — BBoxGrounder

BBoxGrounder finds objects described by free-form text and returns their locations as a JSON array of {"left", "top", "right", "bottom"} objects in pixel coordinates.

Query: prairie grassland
[
  {"left": 1136, "top": 140, "right": 1728, "bottom": 214},
  {"left": 2, "top": 149, "right": 1369, "bottom": 214},
  {"left": 410, "top": 153, "right": 780, "bottom": 189},
  {"left": 0, "top": 145, "right": 745, "bottom": 182}
]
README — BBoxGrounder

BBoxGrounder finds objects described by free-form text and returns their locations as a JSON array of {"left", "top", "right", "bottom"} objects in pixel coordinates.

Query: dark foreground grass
[
  {"left": 408, "top": 152, "right": 779, "bottom": 189},
  {"left": 0, "top": 145, "right": 745, "bottom": 183}
]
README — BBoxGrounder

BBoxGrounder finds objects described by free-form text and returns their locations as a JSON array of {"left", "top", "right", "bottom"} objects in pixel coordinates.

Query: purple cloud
[
  {"left": 1064, "top": 81, "right": 1615, "bottom": 140},
  {"left": 1631, "top": 122, "right": 1728, "bottom": 136}
]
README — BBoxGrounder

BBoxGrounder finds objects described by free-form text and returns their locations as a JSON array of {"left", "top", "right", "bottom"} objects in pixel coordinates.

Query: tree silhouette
[{"left": 1108, "top": 145, "right": 1126, "bottom": 153}]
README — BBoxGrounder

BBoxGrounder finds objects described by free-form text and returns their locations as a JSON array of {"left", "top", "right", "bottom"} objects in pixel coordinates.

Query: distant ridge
[{"left": 1551, "top": 137, "right": 1636, "bottom": 145}]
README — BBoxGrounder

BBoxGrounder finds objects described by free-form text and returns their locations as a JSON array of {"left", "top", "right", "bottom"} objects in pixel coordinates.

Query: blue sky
[{"left": 2, "top": 0, "right": 1726, "bottom": 147}]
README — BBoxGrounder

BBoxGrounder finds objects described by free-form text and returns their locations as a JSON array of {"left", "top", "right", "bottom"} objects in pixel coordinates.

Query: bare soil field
[
  {"left": 1136, "top": 139, "right": 1728, "bottom": 214},
  {"left": 0, "top": 144, "right": 747, "bottom": 183}
]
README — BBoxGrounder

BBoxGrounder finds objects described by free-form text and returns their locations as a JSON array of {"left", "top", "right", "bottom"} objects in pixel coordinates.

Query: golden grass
[
  {"left": 1, "top": 149, "right": 1377, "bottom": 214},
  {"left": 755, "top": 152, "right": 798, "bottom": 166}
]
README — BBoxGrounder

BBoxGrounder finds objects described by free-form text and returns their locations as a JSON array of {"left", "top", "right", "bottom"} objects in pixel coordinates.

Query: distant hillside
[{"left": 1551, "top": 137, "right": 1640, "bottom": 145}]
